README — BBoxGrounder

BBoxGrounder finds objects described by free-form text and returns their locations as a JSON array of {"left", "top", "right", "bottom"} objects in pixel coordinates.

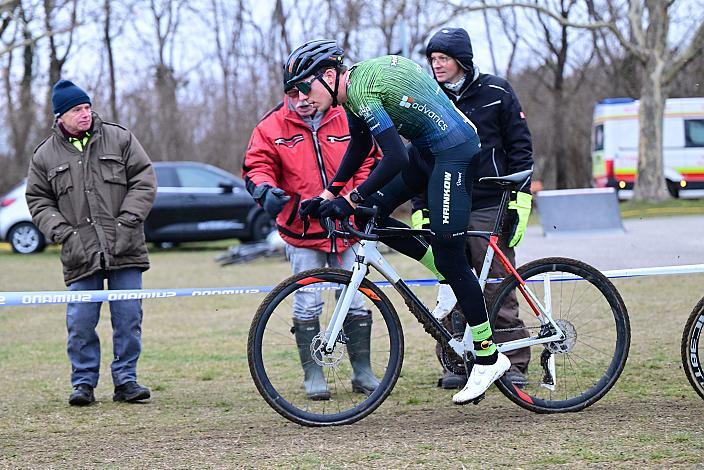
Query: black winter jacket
[
  {"left": 451, "top": 70, "right": 533, "bottom": 209},
  {"left": 420, "top": 27, "right": 533, "bottom": 211}
]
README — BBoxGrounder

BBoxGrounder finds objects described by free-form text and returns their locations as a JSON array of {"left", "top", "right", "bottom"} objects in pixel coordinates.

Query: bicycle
[
  {"left": 681, "top": 295, "right": 704, "bottom": 400},
  {"left": 247, "top": 169, "right": 631, "bottom": 426}
]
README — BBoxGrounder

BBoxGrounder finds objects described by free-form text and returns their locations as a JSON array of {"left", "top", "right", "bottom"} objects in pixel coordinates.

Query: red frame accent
[{"left": 488, "top": 236, "right": 542, "bottom": 318}]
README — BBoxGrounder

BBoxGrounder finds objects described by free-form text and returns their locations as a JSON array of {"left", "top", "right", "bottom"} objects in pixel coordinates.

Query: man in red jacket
[{"left": 242, "top": 67, "right": 381, "bottom": 401}]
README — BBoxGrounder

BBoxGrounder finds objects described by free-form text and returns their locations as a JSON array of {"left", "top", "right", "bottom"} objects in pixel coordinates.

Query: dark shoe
[
  {"left": 113, "top": 382, "right": 151, "bottom": 402},
  {"left": 68, "top": 384, "right": 95, "bottom": 406},
  {"left": 437, "top": 370, "right": 467, "bottom": 390},
  {"left": 505, "top": 369, "right": 528, "bottom": 389}
]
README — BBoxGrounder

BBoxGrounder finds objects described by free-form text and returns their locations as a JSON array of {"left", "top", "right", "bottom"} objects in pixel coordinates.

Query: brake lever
[{"left": 321, "top": 217, "right": 337, "bottom": 239}]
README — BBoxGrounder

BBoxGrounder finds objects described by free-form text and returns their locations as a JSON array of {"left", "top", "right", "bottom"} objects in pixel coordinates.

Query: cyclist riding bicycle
[{"left": 289, "top": 39, "right": 511, "bottom": 404}]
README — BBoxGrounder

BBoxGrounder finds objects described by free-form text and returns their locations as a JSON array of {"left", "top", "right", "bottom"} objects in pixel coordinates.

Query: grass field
[{"left": 1, "top": 246, "right": 704, "bottom": 468}]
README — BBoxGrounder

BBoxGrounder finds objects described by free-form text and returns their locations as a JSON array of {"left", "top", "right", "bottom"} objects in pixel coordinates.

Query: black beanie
[
  {"left": 426, "top": 28, "right": 474, "bottom": 71},
  {"left": 52, "top": 79, "right": 91, "bottom": 117}
]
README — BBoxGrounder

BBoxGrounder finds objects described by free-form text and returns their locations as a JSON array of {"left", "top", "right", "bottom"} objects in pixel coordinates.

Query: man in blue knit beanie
[
  {"left": 52, "top": 79, "right": 92, "bottom": 117},
  {"left": 27, "top": 79, "right": 157, "bottom": 406}
]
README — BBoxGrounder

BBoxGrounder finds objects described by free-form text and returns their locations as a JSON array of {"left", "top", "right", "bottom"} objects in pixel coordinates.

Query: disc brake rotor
[
  {"left": 546, "top": 319, "right": 577, "bottom": 354},
  {"left": 310, "top": 331, "right": 345, "bottom": 367}
]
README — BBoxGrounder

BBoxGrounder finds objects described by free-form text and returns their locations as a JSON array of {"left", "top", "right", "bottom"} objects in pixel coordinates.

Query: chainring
[{"left": 440, "top": 338, "right": 467, "bottom": 375}]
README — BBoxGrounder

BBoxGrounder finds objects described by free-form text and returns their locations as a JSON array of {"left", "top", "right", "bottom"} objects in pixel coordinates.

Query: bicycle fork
[{"left": 321, "top": 255, "right": 368, "bottom": 354}]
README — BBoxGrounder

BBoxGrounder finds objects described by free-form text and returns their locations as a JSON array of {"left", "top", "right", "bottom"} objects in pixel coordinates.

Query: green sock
[
  {"left": 471, "top": 321, "right": 498, "bottom": 359},
  {"left": 419, "top": 247, "right": 445, "bottom": 281}
]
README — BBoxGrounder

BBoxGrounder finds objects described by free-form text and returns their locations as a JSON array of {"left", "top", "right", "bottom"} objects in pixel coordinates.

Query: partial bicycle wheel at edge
[
  {"left": 681, "top": 296, "right": 704, "bottom": 400},
  {"left": 248, "top": 268, "right": 404, "bottom": 426},
  {"left": 488, "top": 257, "right": 630, "bottom": 413}
]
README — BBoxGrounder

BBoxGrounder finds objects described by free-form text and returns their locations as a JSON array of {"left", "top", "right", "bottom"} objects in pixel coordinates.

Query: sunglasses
[{"left": 295, "top": 71, "right": 325, "bottom": 95}]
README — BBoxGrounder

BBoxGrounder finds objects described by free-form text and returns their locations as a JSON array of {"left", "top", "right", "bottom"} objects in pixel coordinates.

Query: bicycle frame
[{"left": 320, "top": 186, "right": 567, "bottom": 364}]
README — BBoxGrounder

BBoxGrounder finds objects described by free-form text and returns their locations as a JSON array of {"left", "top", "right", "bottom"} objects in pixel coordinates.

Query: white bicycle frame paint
[{"left": 321, "top": 232, "right": 567, "bottom": 367}]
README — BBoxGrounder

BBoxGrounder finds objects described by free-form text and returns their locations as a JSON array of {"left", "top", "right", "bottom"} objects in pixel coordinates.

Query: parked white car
[{"left": 0, "top": 180, "right": 46, "bottom": 253}]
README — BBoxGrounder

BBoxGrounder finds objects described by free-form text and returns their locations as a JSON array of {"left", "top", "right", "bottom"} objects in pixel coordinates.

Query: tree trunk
[
  {"left": 633, "top": 70, "right": 669, "bottom": 201},
  {"left": 103, "top": 0, "right": 118, "bottom": 121},
  {"left": 155, "top": 63, "right": 182, "bottom": 161},
  {"left": 13, "top": 31, "right": 35, "bottom": 162},
  {"left": 552, "top": 87, "right": 569, "bottom": 189}
]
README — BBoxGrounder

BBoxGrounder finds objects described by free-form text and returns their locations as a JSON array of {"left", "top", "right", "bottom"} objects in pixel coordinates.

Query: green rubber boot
[
  {"left": 344, "top": 314, "right": 381, "bottom": 395},
  {"left": 292, "top": 318, "right": 330, "bottom": 401}
]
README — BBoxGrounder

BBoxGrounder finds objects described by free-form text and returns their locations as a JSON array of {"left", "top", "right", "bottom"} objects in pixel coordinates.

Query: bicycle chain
[
  {"left": 399, "top": 291, "right": 450, "bottom": 345},
  {"left": 399, "top": 292, "right": 546, "bottom": 371},
  {"left": 493, "top": 326, "right": 542, "bottom": 333},
  {"left": 398, "top": 291, "right": 466, "bottom": 368}
]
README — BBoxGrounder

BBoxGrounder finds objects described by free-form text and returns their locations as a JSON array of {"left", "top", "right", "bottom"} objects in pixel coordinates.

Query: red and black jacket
[{"left": 243, "top": 97, "right": 380, "bottom": 252}]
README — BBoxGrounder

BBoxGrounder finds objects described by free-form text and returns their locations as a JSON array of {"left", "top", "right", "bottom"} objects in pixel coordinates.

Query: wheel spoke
[
  {"left": 490, "top": 258, "right": 629, "bottom": 412},
  {"left": 249, "top": 269, "right": 402, "bottom": 426}
]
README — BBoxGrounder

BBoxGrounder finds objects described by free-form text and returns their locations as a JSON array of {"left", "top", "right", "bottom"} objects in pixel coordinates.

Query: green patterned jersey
[{"left": 344, "top": 55, "right": 478, "bottom": 152}]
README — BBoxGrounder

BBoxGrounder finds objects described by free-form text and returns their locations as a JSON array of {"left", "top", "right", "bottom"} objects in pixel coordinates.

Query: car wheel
[
  {"left": 666, "top": 180, "right": 680, "bottom": 198},
  {"left": 8, "top": 222, "right": 46, "bottom": 254},
  {"left": 248, "top": 213, "right": 274, "bottom": 242},
  {"left": 153, "top": 242, "right": 180, "bottom": 249}
]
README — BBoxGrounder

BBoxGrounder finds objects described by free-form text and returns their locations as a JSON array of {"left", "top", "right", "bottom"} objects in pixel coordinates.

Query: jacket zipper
[
  {"left": 491, "top": 148, "right": 499, "bottom": 176},
  {"left": 309, "top": 129, "right": 335, "bottom": 253},
  {"left": 310, "top": 129, "right": 328, "bottom": 188}
]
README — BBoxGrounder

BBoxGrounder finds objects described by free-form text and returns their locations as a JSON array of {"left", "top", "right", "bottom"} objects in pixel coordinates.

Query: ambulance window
[
  {"left": 685, "top": 119, "right": 704, "bottom": 147},
  {"left": 593, "top": 124, "right": 604, "bottom": 151}
]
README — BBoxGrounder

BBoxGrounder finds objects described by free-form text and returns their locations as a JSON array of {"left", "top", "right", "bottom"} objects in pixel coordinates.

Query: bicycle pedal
[{"left": 472, "top": 393, "right": 486, "bottom": 405}]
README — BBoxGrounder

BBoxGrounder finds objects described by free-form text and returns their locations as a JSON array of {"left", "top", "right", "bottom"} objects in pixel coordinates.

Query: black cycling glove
[
  {"left": 299, "top": 196, "right": 325, "bottom": 219},
  {"left": 318, "top": 197, "right": 354, "bottom": 220}
]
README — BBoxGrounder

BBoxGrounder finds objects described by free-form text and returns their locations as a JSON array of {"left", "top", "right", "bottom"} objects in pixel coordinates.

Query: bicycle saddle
[{"left": 478, "top": 169, "right": 533, "bottom": 187}]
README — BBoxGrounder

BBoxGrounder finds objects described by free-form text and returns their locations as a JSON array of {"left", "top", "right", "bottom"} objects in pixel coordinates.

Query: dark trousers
[{"left": 436, "top": 205, "right": 530, "bottom": 374}]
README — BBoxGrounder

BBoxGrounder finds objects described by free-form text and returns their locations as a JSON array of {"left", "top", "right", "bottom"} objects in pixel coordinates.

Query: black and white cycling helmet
[{"left": 283, "top": 39, "right": 344, "bottom": 105}]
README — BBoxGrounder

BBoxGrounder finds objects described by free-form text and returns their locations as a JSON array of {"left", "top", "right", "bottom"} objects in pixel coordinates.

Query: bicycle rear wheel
[
  {"left": 488, "top": 257, "right": 630, "bottom": 413},
  {"left": 248, "top": 268, "right": 404, "bottom": 426},
  {"left": 681, "top": 296, "right": 704, "bottom": 400}
]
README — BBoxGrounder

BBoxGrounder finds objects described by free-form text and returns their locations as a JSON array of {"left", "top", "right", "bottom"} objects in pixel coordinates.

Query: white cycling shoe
[
  {"left": 432, "top": 284, "right": 457, "bottom": 321},
  {"left": 453, "top": 352, "right": 511, "bottom": 405}
]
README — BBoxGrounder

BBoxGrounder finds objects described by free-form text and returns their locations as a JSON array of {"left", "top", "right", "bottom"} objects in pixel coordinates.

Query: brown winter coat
[{"left": 26, "top": 114, "right": 156, "bottom": 285}]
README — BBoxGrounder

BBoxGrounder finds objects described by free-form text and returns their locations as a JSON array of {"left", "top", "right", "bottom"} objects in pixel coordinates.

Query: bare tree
[
  {"left": 450, "top": 0, "right": 704, "bottom": 201},
  {"left": 144, "top": 0, "right": 189, "bottom": 162},
  {"left": 43, "top": 0, "right": 78, "bottom": 120},
  {"left": 525, "top": 0, "right": 595, "bottom": 189},
  {"left": 1, "top": 1, "right": 19, "bottom": 39},
  {"left": 3, "top": 1, "right": 35, "bottom": 162},
  {"left": 102, "top": 0, "right": 117, "bottom": 120},
  {"left": 592, "top": 0, "right": 704, "bottom": 201}
]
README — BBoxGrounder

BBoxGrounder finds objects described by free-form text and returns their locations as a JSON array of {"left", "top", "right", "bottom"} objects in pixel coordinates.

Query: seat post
[{"left": 491, "top": 187, "right": 513, "bottom": 235}]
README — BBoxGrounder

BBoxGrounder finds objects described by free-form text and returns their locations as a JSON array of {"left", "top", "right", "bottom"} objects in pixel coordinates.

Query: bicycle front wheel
[
  {"left": 681, "top": 296, "right": 704, "bottom": 400},
  {"left": 248, "top": 268, "right": 404, "bottom": 426},
  {"left": 488, "top": 257, "right": 630, "bottom": 413}
]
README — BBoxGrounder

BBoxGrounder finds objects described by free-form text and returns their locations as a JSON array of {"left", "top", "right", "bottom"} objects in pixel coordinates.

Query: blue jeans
[
  {"left": 67, "top": 268, "right": 144, "bottom": 388},
  {"left": 285, "top": 244, "right": 367, "bottom": 321}
]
